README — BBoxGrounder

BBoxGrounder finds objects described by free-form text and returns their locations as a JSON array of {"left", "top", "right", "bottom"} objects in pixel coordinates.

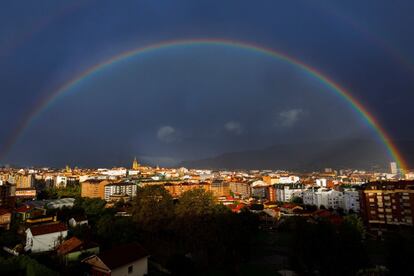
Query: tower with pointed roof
[{"left": 132, "top": 157, "right": 140, "bottom": 170}]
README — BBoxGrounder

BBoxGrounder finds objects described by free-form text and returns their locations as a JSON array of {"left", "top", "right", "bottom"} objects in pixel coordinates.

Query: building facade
[
  {"left": 104, "top": 182, "right": 137, "bottom": 201},
  {"left": 81, "top": 180, "right": 110, "bottom": 199},
  {"left": 360, "top": 181, "right": 414, "bottom": 229}
]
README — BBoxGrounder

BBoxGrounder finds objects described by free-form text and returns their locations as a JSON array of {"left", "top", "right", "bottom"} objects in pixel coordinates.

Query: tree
[
  {"left": 76, "top": 198, "right": 106, "bottom": 216},
  {"left": 132, "top": 185, "right": 174, "bottom": 232},
  {"left": 56, "top": 185, "right": 81, "bottom": 198},
  {"left": 343, "top": 214, "right": 366, "bottom": 239},
  {"left": 290, "top": 196, "right": 303, "bottom": 204},
  {"left": 175, "top": 188, "right": 216, "bottom": 217},
  {"left": 96, "top": 215, "right": 139, "bottom": 247},
  {"left": 0, "top": 255, "right": 58, "bottom": 276}
]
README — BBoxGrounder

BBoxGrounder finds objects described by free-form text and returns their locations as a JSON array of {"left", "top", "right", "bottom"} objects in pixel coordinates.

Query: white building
[
  {"left": 275, "top": 184, "right": 303, "bottom": 202},
  {"left": 316, "top": 178, "right": 327, "bottom": 187},
  {"left": 47, "top": 198, "right": 76, "bottom": 209},
  {"left": 83, "top": 243, "right": 148, "bottom": 276},
  {"left": 390, "top": 162, "right": 398, "bottom": 174},
  {"left": 303, "top": 188, "right": 360, "bottom": 213},
  {"left": 314, "top": 189, "right": 329, "bottom": 208},
  {"left": 55, "top": 175, "right": 68, "bottom": 188},
  {"left": 99, "top": 168, "right": 128, "bottom": 177},
  {"left": 128, "top": 170, "right": 140, "bottom": 176},
  {"left": 303, "top": 189, "right": 316, "bottom": 206},
  {"left": 266, "top": 175, "right": 300, "bottom": 184},
  {"left": 104, "top": 182, "right": 137, "bottom": 201},
  {"left": 326, "top": 190, "right": 344, "bottom": 210},
  {"left": 406, "top": 172, "right": 414, "bottom": 180},
  {"left": 343, "top": 190, "right": 360, "bottom": 213},
  {"left": 25, "top": 223, "right": 68, "bottom": 253},
  {"left": 279, "top": 175, "right": 300, "bottom": 184}
]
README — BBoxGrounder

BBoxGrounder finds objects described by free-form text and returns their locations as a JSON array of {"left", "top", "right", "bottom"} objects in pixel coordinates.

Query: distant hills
[{"left": 180, "top": 140, "right": 414, "bottom": 171}]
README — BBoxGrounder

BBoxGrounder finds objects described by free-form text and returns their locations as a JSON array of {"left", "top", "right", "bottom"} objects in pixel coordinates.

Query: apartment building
[
  {"left": 360, "top": 181, "right": 414, "bottom": 228},
  {"left": 81, "top": 180, "right": 111, "bottom": 199}
]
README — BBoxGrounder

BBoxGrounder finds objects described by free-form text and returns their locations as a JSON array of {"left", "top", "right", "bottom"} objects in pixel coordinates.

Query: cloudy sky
[{"left": 1, "top": 0, "right": 413, "bottom": 167}]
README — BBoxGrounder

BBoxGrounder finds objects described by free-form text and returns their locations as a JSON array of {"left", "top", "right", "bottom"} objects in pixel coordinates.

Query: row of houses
[
  {"left": 1, "top": 197, "right": 149, "bottom": 276},
  {"left": 22, "top": 218, "right": 148, "bottom": 275}
]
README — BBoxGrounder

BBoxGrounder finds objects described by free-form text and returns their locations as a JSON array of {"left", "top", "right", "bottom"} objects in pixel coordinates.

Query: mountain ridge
[{"left": 180, "top": 139, "right": 414, "bottom": 171}]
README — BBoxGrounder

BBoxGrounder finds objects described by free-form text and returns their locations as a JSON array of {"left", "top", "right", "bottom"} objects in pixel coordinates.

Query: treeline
[
  {"left": 0, "top": 255, "right": 57, "bottom": 276},
  {"left": 66, "top": 186, "right": 259, "bottom": 274}
]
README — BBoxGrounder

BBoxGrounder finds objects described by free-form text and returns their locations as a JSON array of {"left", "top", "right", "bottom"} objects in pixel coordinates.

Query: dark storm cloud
[
  {"left": 6, "top": 46, "right": 375, "bottom": 166},
  {"left": 1, "top": 0, "right": 413, "bottom": 166}
]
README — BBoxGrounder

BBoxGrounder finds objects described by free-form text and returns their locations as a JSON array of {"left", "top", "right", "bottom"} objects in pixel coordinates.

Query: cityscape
[
  {"left": 1, "top": 1, "right": 414, "bottom": 276},
  {"left": 0, "top": 160, "right": 413, "bottom": 275}
]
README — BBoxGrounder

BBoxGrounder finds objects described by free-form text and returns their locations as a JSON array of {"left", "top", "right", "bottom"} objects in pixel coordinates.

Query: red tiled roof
[
  {"left": 57, "top": 237, "right": 83, "bottom": 255},
  {"left": 281, "top": 203, "right": 299, "bottom": 209},
  {"left": 313, "top": 209, "right": 332, "bottom": 217},
  {"left": 0, "top": 208, "right": 11, "bottom": 216},
  {"left": 231, "top": 203, "right": 246, "bottom": 212},
  {"left": 29, "top": 222, "right": 68, "bottom": 236},
  {"left": 313, "top": 210, "right": 344, "bottom": 225},
  {"left": 15, "top": 204, "right": 33, "bottom": 213},
  {"left": 99, "top": 243, "right": 148, "bottom": 269}
]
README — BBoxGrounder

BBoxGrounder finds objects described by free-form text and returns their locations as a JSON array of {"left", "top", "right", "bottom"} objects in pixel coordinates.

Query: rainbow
[{"left": 1, "top": 38, "right": 407, "bottom": 170}]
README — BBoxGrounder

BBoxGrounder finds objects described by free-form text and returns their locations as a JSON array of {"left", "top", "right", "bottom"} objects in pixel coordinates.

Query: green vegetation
[
  {"left": 3, "top": 184, "right": 412, "bottom": 275},
  {"left": 274, "top": 215, "right": 369, "bottom": 275},
  {"left": 289, "top": 196, "right": 303, "bottom": 204},
  {"left": 0, "top": 255, "right": 58, "bottom": 276},
  {"left": 129, "top": 187, "right": 260, "bottom": 273},
  {"left": 37, "top": 185, "right": 80, "bottom": 200}
]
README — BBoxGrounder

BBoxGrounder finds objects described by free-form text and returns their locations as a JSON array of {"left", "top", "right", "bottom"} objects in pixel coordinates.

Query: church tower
[
  {"left": 65, "top": 165, "right": 72, "bottom": 173},
  {"left": 132, "top": 157, "right": 140, "bottom": 170}
]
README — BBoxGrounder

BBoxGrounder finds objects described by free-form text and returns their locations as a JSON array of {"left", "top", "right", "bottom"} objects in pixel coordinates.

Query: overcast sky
[{"left": 1, "top": 0, "right": 413, "bottom": 167}]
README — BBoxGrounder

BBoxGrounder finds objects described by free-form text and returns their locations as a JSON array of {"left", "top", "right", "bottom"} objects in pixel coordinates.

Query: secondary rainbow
[{"left": 1, "top": 38, "right": 407, "bottom": 170}]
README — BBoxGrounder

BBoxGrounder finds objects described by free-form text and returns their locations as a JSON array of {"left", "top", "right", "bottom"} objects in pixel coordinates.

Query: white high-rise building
[
  {"left": 303, "top": 188, "right": 360, "bottom": 212},
  {"left": 390, "top": 162, "right": 398, "bottom": 174}
]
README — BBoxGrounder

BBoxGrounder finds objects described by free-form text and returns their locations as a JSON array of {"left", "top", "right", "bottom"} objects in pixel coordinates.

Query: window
[{"left": 128, "top": 265, "right": 133, "bottom": 274}]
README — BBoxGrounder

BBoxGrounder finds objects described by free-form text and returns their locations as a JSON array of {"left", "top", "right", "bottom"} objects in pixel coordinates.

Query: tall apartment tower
[{"left": 390, "top": 162, "right": 398, "bottom": 174}]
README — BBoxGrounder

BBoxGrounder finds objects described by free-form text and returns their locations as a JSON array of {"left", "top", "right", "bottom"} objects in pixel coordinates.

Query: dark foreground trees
[
  {"left": 129, "top": 186, "right": 259, "bottom": 273},
  {"left": 0, "top": 255, "right": 57, "bottom": 276},
  {"left": 287, "top": 215, "right": 369, "bottom": 276}
]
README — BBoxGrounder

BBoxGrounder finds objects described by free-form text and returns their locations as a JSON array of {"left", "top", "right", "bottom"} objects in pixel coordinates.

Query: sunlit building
[
  {"left": 360, "top": 181, "right": 414, "bottom": 229},
  {"left": 211, "top": 180, "right": 230, "bottom": 197},
  {"left": 104, "top": 182, "right": 137, "bottom": 201},
  {"left": 81, "top": 179, "right": 111, "bottom": 199}
]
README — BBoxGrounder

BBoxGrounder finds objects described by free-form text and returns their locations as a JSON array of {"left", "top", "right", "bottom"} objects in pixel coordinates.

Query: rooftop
[
  {"left": 98, "top": 243, "right": 148, "bottom": 269},
  {"left": 57, "top": 237, "right": 83, "bottom": 255},
  {"left": 29, "top": 222, "right": 68, "bottom": 236}
]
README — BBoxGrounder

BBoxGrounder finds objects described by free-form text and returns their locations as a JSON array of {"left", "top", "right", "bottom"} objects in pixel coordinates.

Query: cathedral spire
[{"left": 132, "top": 157, "right": 140, "bottom": 170}]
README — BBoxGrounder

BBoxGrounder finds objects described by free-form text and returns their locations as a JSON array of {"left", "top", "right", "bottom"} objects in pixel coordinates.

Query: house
[
  {"left": 68, "top": 214, "right": 88, "bottom": 228},
  {"left": 312, "top": 209, "right": 344, "bottom": 225},
  {"left": 260, "top": 208, "right": 281, "bottom": 228},
  {"left": 280, "top": 203, "right": 304, "bottom": 215},
  {"left": 14, "top": 204, "right": 47, "bottom": 222},
  {"left": 83, "top": 243, "right": 149, "bottom": 276},
  {"left": 0, "top": 208, "right": 12, "bottom": 230},
  {"left": 47, "top": 198, "right": 76, "bottom": 209},
  {"left": 57, "top": 237, "right": 99, "bottom": 263},
  {"left": 230, "top": 203, "right": 246, "bottom": 213},
  {"left": 25, "top": 222, "right": 68, "bottom": 253}
]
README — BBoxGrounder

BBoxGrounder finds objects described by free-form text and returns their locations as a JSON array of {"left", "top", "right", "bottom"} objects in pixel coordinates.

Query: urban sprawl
[{"left": 0, "top": 158, "right": 413, "bottom": 275}]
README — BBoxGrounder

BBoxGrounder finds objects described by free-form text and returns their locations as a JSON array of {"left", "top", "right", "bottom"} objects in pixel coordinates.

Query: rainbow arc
[{"left": 1, "top": 38, "right": 407, "bottom": 171}]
